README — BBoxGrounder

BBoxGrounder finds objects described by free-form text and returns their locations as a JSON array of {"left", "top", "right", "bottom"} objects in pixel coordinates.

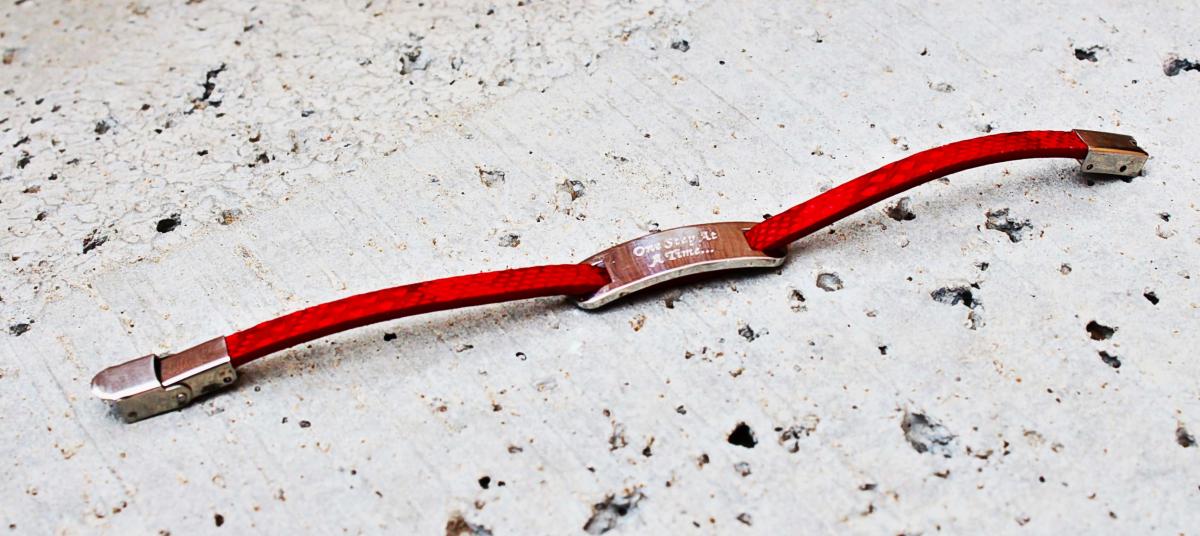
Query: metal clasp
[
  {"left": 1074, "top": 129, "right": 1148, "bottom": 177},
  {"left": 91, "top": 337, "right": 237, "bottom": 422},
  {"left": 575, "top": 221, "right": 786, "bottom": 309}
]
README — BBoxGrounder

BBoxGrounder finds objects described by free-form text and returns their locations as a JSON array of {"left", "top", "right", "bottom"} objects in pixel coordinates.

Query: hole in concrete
[
  {"left": 583, "top": 490, "right": 645, "bottom": 535},
  {"left": 727, "top": 422, "right": 757, "bottom": 448},
  {"left": 885, "top": 196, "right": 916, "bottom": 221},
  {"left": 1086, "top": 320, "right": 1116, "bottom": 341},
  {"left": 1164, "top": 55, "right": 1200, "bottom": 76},
  {"left": 901, "top": 410, "right": 956, "bottom": 457},
  {"left": 733, "top": 461, "right": 751, "bottom": 476},
  {"left": 156, "top": 214, "right": 181, "bottom": 233},
  {"left": 985, "top": 208, "right": 1031, "bottom": 243},
  {"left": 931, "top": 286, "right": 976, "bottom": 308},
  {"left": 1074, "top": 45, "right": 1103, "bottom": 62},
  {"left": 737, "top": 323, "right": 761, "bottom": 342},
  {"left": 788, "top": 289, "right": 806, "bottom": 312},
  {"left": 476, "top": 166, "right": 506, "bottom": 187},
  {"left": 1178, "top": 425, "right": 1196, "bottom": 448},
  {"left": 816, "top": 273, "right": 843, "bottom": 292},
  {"left": 498, "top": 233, "right": 520, "bottom": 247},
  {"left": 1099, "top": 351, "right": 1121, "bottom": 369},
  {"left": 446, "top": 512, "right": 492, "bottom": 536}
]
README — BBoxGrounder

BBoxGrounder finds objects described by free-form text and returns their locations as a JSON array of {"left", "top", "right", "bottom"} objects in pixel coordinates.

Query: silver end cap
[{"left": 91, "top": 337, "right": 236, "bottom": 423}]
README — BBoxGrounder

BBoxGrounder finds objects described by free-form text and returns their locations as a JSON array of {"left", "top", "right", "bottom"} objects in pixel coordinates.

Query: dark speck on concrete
[
  {"left": 94, "top": 120, "right": 111, "bottom": 135},
  {"left": 498, "top": 233, "right": 520, "bottom": 247},
  {"left": 901, "top": 410, "right": 956, "bottom": 457},
  {"left": 476, "top": 166, "right": 505, "bottom": 187},
  {"left": 446, "top": 512, "right": 492, "bottom": 536},
  {"left": 583, "top": 490, "right": 644, "bottom": 535},
  {"left": 1143, "top": 291, "right": 1159, "bottom": 305},
  {"left": 219, "top": 208, "right": 242, "bottom": 225},
  {"left": 670, "top": 39, "right": 690, "bottom": 52},
  {"left": 789, "top": 289, "right": 806, "bottom": 312},
  {"left": 557, "top": 179, "right": 585, "bottom": 200},
  {"left": 727, "top": 422, "right": 757, "bottom": 448},
  {"left": 214, "top": 513, "right": 224, "bottom": 527},
  {"left": 299, "top": 420, "right": 311, "bottom": 428},
  {"left": 931, "top": 285, "right": 977, "bottom": 308},
  {"left": 193, "top": 63, "right": 227, "bottom": 109},
  {"left": 1178, "top": 424, "right": 1196, "bottom": 448},
  {"left": 8, "top": 323, "right": 31, "bottom": 336},
  {"left": 383, "top": 332, "right": 397, "bottom": 341},
  {"left": 734, "top": 461, "right": 751, "bottom": 476},
  {"left": 932, "top": 284, "right": 983, "bottom": 329},
  {"left": 1074, "top": 45, "right": 1103, "bottom": 62},
  {"left": 1086, "top": 320, "right": 1116, "bottom": 341},
  {"left": 156, "top": 214, "right": 181, "bottom": 233},
  {"left": 985, "top": 208, "right": 1031, "bottom": 242},
  {"left": 1164, "top": 55, "right": 1200, "bottom": 76},
  {"left": 885, "top": 197, "right": 916, "bottom": 221},
  {"left": 737, "top": 323, "right": 761, "bottom": 342},
  {"left": 1099, "top": 351, "right": 1121, "bottom": 369},
  {"left": 82, "top": 229, "right": 108, "bottom": 254}
]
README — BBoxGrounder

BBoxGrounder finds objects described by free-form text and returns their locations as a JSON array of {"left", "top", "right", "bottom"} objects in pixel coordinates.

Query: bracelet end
[
  {"left": 91, "top": 337, "right": 236, "bottom": 422},
  {"left": 1073, "top": 129, "right": 1148, "bottom": 177}
]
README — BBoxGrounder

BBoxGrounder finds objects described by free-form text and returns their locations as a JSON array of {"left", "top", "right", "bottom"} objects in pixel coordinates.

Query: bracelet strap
[
  {"left": 90, "top": 129, "right": 1148, "bottom": 421},
  {"left": 745, "top": 130, "right": 1090, "bottom": 253},
  {"left": 225, "top": 264, "right": 609, "bottom": 366}
]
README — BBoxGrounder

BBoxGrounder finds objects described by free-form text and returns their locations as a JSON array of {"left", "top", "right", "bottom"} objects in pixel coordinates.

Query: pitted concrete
[{"left": 2, "top": 1, "right": 1198, "bottom": 533}]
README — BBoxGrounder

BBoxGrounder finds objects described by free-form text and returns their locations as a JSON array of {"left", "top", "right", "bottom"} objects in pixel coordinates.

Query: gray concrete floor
[{"left": 2, "top": 0, "right": 1198, "bottom": 534}]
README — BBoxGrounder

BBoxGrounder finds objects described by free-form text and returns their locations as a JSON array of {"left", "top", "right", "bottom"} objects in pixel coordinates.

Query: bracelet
[{"left": 91, "top": 129, "right": 1148, "bottom": 422}]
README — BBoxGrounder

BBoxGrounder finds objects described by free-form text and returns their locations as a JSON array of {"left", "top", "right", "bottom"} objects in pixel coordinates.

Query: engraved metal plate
[{"left": 575, "top": 221, "right": 786, "bottom": 309}]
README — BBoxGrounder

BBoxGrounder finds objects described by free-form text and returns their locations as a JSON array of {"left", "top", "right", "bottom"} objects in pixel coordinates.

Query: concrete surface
[{"left": 2, "top": 0, "right": 1199, "bottom": 534}]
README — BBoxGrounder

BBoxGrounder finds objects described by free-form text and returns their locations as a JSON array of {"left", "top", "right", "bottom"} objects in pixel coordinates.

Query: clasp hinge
[
  {"left": 1074, "top": 129, "right": 1149, "bottom": 177},
  {"left": 91, "top": 337, "right": 237, "bottom": 422},
  {"left": 575, "top": 221, "right": 786, "bottom": 309}
]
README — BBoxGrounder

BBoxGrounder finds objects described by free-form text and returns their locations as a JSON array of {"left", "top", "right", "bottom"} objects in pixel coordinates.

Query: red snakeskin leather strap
[
  {"left": 224, "top": 264, "right": 609, "bottom": 366},
  {"left": 744, "top": 131, "right": 1088, "bottom": 253},
  {"left": 225, "top": 131, "right": 1088, "bottom": 367}
]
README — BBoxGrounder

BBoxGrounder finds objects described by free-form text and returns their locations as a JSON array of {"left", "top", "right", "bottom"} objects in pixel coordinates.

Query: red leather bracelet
[
  {"left": 91, "top": 129, "right": 1148, "bottom": 422},
  {"left": 224, "top": 264, "right": 610, "bottom": 366},
  {"left": 745, "top": 130, "right": 1090, "bottom": 254}
]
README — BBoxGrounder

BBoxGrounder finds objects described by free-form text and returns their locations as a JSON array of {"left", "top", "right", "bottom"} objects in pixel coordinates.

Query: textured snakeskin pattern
[
  {"left": 744, "top": 131, "right": 1088, "bottom": 253},
  {"left": 226, "top": 131, "right": 1087, "bottom": 366},
  {"left": 225, "top": 264, "right": 609, "bottom": 365}
]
